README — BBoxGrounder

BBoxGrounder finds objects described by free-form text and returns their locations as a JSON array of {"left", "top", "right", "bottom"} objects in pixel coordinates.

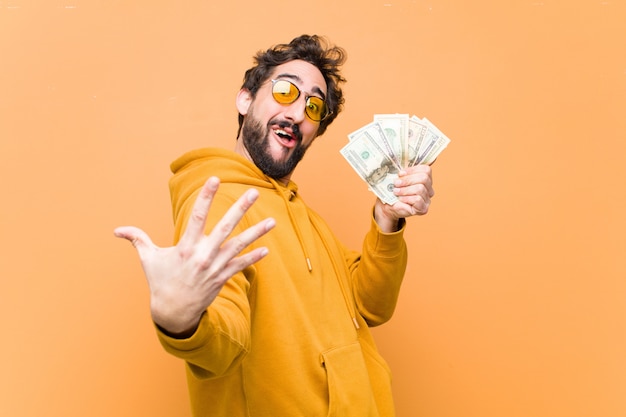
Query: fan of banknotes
[{"left": 340, "top": 114, "right": 450, "bottom": 205}]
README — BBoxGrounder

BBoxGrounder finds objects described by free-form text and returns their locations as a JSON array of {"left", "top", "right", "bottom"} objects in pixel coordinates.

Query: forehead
[{"left": 269, "top": 60, "right": 327, "bottom": 94}]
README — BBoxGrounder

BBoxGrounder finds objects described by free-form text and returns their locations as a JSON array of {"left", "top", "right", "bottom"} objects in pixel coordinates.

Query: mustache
[{"left": 273, "top": 120, "right": 302, "bottom": 142}]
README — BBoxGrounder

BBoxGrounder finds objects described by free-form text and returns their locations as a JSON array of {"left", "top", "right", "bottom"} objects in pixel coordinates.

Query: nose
[{"left": 283, "top": 96, "right": 307, "bottom": 124}]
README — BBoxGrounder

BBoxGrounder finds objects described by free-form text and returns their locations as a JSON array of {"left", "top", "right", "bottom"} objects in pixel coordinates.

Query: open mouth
[{"left": 272, "top": 126, "right": 299, "bottom": 148}]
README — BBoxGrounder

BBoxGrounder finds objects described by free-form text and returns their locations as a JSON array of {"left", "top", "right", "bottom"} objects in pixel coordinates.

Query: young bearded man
[{"left": 115, "top": 34, "right": 434, "bottom": 417}]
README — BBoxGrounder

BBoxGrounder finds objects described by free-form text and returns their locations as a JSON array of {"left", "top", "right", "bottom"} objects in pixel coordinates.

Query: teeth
[{"left": 274, "top": 129, "right": 291, "bottom": 139}]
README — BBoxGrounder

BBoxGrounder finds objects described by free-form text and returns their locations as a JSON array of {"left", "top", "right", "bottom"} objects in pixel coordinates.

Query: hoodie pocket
[{"left": 320, "top": 342, "right": 379, "bottom": 417}]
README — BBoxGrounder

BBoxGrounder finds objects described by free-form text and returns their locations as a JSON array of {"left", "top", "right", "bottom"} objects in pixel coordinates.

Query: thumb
[{"left": 114, "top": 226, "right": 156, "bottom": 255}]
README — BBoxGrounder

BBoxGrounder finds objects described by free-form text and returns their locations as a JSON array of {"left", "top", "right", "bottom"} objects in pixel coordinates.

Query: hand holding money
[{"left": 341, "top": 114, "right": 449, "bottom": 205}]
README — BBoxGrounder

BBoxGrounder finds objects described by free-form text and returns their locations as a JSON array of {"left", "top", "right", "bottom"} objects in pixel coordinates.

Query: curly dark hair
[{"left": 237, "top": 34, "right": 347, "bottom": 138}]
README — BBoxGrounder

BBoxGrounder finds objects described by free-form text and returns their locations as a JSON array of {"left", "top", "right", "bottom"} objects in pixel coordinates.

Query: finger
[
  {"left": 218, "top": 217, "right": 276, "bottom": 260},
  {"left": 422, "top": 166, "right": 435, "bottom": 197},
  {"left": 398, "top": 167, "right": 434, "bottom": 198},
  {"left": 180, "top": 177, "right": 221, "bottom": 244},
  {"left": 114, "top": 226, "right": 157, "bottom": 254},
  {"left": 420, "top": 175, "right": 435, "bottom": 198},
  {"left": 396, "top": 166, "right": 431, "bottom": 184},
  {"left": 395, "top": 189, "right": 431, "bottom": 213},
  {"left": 204, "top": 187, "right": 261, "bottom": 250},
  {"left": 395, "top": 183, "right": 429, "bottom": 199},
  {"left": 414, "top": 196, "right": 430, "bottom": 215},
  {"left": 199, "top": 216, "right": 274, "bottom": 277},
  {"left": 218, "top": 246, "right": 271, "bottom": 281}
]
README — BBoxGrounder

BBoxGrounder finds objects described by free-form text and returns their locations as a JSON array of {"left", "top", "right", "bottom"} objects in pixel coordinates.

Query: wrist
[
  {"left": 373, "top": 200, "right": 401, "bottom": 233},
  {"left": 150, "top": 298, "right": 204, "bottom": 338}
]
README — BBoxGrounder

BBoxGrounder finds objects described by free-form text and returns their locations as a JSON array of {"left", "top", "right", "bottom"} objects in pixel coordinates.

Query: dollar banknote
[
  {"left": 341, "top": 123, "right": 400, "bottom": 204},
  {"left": 417, "top": 117, "right": 451, "bottom": 165},
  {"left": 373, "top": 113, "right": 409, "bottom": 168},
  {"left": 407, "top": 115, "right": 428, "bottom": 166},
  {"left": 342, "top": 114, "right": 450, "bottom": 204},
  {"left": 347, "top": 121, "right": 401, "bottom": 171}
]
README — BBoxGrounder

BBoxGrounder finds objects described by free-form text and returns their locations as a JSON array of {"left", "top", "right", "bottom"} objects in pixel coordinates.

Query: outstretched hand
[
  {"left": 374, "top": 164, "right": 434, "bottom": 232},
  {"left": 114, "top": 177, "right": 275, "bottom": 337}
]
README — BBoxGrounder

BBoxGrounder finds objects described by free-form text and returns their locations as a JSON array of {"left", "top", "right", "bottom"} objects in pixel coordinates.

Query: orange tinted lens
[
  {"left": 272, "top": 80, "right": 299, "bottom": 104},
  {"left": 305, "top": 97, "right": 327, "bottom": 121}
]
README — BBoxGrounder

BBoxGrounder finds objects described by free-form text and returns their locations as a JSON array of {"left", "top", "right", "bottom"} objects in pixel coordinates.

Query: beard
[{"left": 241, "top": 111, "right": 310, "bottom": 181}]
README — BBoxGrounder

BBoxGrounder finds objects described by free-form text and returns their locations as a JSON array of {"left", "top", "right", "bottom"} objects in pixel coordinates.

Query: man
[{"left": 115, "top": 34, "right": 434, "bottom": 417}]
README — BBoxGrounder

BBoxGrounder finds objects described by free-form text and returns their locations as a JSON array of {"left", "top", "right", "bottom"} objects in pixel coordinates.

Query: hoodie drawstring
[
  {"left": 268, "top": 178, "right": 313, "bottom": 273},
  {"left": 310, "top": 219, "right": 360, "bottom": 331},
  {"left": 268, "top": 178, "right": 360, "bottom": 331}
]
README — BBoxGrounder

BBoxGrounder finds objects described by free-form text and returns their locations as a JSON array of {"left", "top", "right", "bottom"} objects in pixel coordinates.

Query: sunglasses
[{"left": 270, "top": 79, "right": 331, "bottom": 122}]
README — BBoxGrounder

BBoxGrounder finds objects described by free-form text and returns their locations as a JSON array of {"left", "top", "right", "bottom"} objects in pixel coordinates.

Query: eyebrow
[{"left": 274, "top": 73, "right": 326, "bottom": 100}]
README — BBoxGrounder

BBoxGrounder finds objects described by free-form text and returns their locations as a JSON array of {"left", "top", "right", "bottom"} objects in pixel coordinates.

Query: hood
[
  {"left": 170, "top": 147, "right": 287, "bottom": 215},
  {"left": 168, "top": 147, "right": 311, "bottom": 270}
]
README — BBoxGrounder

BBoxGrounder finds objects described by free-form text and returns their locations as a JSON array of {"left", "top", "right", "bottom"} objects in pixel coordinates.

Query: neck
[{"left": 234, "top": 138, "right": 292, "bottom": 186}]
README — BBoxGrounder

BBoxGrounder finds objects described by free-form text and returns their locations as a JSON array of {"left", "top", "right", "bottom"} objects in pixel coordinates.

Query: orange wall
[{"left": 1, "top": 1, "right": 625, "bottom": 416}]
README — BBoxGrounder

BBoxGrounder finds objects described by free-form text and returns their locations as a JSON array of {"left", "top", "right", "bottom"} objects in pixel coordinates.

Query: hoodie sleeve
[
  {"left": 348, "top": 212, "right": 408, "bottom": 327},
  {"left": 155, "top": 190, "right": 254, "bottom": 379},
  {"left": 156, "top": 270, "right": 253, "bottom": 379}
]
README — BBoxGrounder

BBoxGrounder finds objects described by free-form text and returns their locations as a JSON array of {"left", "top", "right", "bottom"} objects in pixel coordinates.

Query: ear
[{"left": 236, "top": 89, "right": 252, "bottom": 116}]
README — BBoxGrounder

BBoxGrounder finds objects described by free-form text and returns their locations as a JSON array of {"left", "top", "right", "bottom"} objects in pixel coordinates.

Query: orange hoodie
[{"left": 158, "top": 147, "right": 408, "bottom": 417}]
